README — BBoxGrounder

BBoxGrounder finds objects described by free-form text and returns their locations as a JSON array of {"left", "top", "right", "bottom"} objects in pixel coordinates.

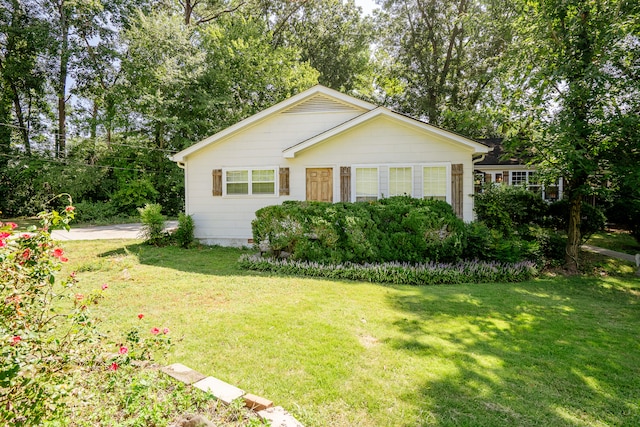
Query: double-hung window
[
  {"left": 423, "top": 166, "right": 447, "bottom": 201},
  {"left": 224, "top": 168, "right": 276, "bottom": 196},
  {"left": 355, "top": 167, "right": 378, "bottom": 202},
  {"left": 389, "top": 167, "right": 412, "bottom": 197}
]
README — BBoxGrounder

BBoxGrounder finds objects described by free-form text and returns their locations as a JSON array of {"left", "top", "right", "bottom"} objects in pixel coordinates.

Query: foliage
[
  {"left": 138, "top": 203, "right": 166, "bottom": 245},
  {"left": 173, "top": 213, "right": 195, "bottom": 248},
  {"left": 0, "top": 197, "right": 95, "bottom": 425},
  {"left": 253, "top": 197, "right": 466, "bottom": 263},
  {"left": 374, "top": 0, "right": 516, "bottom": 135},
  {"left": 473, "top": 184, "right": 549, "bottom": 236},
  {"left": 546, "top": 199, "right": 606, "bottom": 242},
  {"left": 501, "top": 0, "right": 640, "bottom": 269},
  {"left": 239, "top": 254, "right": 538, "bottom": 285}
]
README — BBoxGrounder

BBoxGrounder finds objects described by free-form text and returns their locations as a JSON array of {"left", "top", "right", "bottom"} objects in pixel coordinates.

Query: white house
[
  {"left": 473, "top": 138, "right": 564, "bottom": 201},
  {"left": 172, "top": 85, "right": 490, "bottom": 246}
]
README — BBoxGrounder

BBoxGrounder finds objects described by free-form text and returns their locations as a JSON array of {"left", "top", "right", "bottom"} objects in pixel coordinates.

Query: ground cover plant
[{"left": 61, "top": 240, "right": 640, "bottom": 426}]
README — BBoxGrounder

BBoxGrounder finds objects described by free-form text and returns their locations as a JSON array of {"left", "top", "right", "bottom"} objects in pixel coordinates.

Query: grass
[
  {"left": 587, "top": 229, "right": 640, "bottom": 255},
  {"left": 60, "top": 240, "right": 640, "bottom": 426}
]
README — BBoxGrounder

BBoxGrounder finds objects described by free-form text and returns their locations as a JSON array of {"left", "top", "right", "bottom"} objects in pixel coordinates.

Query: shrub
[
  {"left": 138, "top": 203, "right": 166, "bottom": 245},
  {"left": 474, "top": 184, "right": 549, "bottom": 235},
  {"left": 545, "top": 199, "right": 606, "bottom": 241},
  {"left": 238, "top": 254, "right": 538, "bottom": 285},
  {"left": 74, "top": 200, "right": 119, "bottom": 223},
  {"left": 253, "top": 197, "right": 466, "bottom": 264},
  {"left": 173, "top": 213, "right": 195, "bottom": 248},
  {"left": 0, "top": 199, "right": 99, "bottom": 425}
]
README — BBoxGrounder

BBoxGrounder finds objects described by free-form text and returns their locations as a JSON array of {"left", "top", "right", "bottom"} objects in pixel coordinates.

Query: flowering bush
[
  {"left": 108, "top": 315, "right": 172, "bottom": 371},
  {"left": 238, "top": 253, "right": 538, "bottom": 285},
  {"left": 0, "top": 197, "right": 99, "bottom": 425},
  {"left": 0, "top": 196, "right": 174, "bottom": 425}
]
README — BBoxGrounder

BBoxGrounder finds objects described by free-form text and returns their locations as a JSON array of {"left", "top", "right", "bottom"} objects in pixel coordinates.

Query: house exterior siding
[{"left": 174, "top": 86, "right": 487, "bottom": 247}]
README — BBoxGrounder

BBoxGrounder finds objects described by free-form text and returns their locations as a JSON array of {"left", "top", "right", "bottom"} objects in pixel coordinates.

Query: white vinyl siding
[
  {"left": 423, "top": 166, "right": 448, "bottom": 201},
  {"left": 355, "top": 167, "right": 379, "bottom": 201},
  {"left": 389, "top": 167, "right": 412, "bottom": 197},
  {"left": 224, "top": 168, "right": 276, "bottom": 196}
]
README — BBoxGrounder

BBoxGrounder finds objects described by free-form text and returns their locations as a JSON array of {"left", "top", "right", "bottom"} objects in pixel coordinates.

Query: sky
[{"left": 354, "top": 0, "right": 380, "bottom": 16}]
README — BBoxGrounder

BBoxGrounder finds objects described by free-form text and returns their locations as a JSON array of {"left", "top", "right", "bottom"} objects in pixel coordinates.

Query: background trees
[{"left": 1, "top": 0, "right": 638, "bottom": 270}]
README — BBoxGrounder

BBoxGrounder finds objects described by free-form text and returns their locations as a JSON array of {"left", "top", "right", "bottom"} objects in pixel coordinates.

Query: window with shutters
[
  {"left": 223, "top": 167, "right": 277, "bottom": 196},
  {"left": 389, "top": 167, "right": 412, "bottom": 197},
  {"left": 423, "top": 165, "right": 448, "bottom": 201}
]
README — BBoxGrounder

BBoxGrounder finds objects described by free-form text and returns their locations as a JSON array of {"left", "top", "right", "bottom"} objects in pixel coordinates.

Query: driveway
[{"left": 51, "top": 221, "right": 178, "bottom": 241}]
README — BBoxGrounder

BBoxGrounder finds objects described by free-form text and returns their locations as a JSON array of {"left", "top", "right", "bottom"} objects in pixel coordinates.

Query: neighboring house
[
  {"left": 172, "top": 85, "right": 490, "bottom": 247},
  {"left": 473, "top": 138, "right": 564, "bottom": 202}
]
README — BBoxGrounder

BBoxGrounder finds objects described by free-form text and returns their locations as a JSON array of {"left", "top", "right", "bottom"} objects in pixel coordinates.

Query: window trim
[
  {"left": 388, "top": 165, "right": 414, "bottom": 197},
  {"left": 222, "top": 167, "right": 278, "bottom": 197},
  {"left": 352, "top": 165, "right": 380, "bottom": 202},
  {"left": 351, "top": 163, "right": 452, "bottom": 203},
  {"left": 422, "top": 163, "right": 451, "bottom": 203}
]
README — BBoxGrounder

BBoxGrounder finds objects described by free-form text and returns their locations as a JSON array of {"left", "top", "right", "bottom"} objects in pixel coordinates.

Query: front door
[{"left": 306, "top": 168, "right": 333, "bottom": 202}]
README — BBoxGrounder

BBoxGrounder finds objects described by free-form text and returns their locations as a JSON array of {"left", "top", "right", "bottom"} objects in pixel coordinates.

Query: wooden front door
[{"left": 306, "top": 168, "right": 333, "bottom": 202}]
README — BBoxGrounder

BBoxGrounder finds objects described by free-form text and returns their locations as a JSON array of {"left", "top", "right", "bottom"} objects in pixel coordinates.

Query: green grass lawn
[
  {"left": 61, "top": 240, "right": 640, "bottom": 427},
  {"left": 587, "top": 229, "right": 640, "bottom": 255}
]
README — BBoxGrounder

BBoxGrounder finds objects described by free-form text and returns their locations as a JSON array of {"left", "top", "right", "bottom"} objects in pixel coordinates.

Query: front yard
[{"left": 63, "top": 240, "right": 640, "bottom": 426}]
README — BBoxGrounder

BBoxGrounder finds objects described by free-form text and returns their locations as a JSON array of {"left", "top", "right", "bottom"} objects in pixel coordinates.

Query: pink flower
[
  {"left": 0, "top": 240, "right": 6, "bottom": 248},
  {"left": 52, "top": 248, "right": 65, "bottom": 259},
  {"left": 70, "top": 271, "right": 77, "bottom": 278},
  {"left": 101, "top": 283, "right": 108, "bottom": 290},
  {"left": 163, "top": 327, "right": 170, "bottom": 335},
  {"left": 60, "top": 256, "right": 68, "bottom": 262},
  {"left": 1, "top": 232, "right": 11, "bottom": 239},
  {"left": 10, "top": 336, "right": 21, "bottom": 346},
  {"left": 118, "top": 346, "right": 128, "bottom": 355},
  {"left": 21, "top": 234, "right": 31, "bottom": 239},
  {"left": 75, "top": 293, "right": 84, "bottom": 301},
  {"left": 21, "top": 248, "right": 31, "bottom": 260},
  {"left": 65, "top": 206, "right": 75, "bottom": 212},
  {"left": 150, "top": 327, "right": 160, "bottom": 335},
  {"left": 137, "top": 313, "right": 144, "bottom": 320},
  {"left": 109, "top": 362, "right": 119, "bottom": 371},
  {"left": 7, "top": 222, "right": 17, "bottom": 229}
]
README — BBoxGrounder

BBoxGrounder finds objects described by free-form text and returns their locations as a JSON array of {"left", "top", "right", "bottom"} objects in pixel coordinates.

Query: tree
[
  {"left": 265, "top": 0, "right": 374, "bottom": 92},
  {"left": 0, "top": 0, "right": 50, "bottom": 157},
  {"left": 375, "top": 0, "right": 516, "bottom": 131},
  {"left": 503, "top": 0, "right": 640, "bottom": 271}
]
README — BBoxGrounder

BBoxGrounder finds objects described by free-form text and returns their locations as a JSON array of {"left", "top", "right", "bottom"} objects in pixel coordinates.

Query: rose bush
[{"left": 0, "top": 196, "right": 173, "bottom": 425}]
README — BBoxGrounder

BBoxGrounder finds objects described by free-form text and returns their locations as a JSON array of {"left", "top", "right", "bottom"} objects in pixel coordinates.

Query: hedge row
[
  {"left": 238, "top": 254, "right": 538, "bottom": 285},
  {"left": 252, "top": 197, "right": 467, "bottom": 264}
]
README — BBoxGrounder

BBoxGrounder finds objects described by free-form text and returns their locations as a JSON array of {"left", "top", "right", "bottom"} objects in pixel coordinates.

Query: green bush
[
  {"left": 74, "top": 200, "right": 119, "bottom": 223},
  {"left": 173, "top": 213, "right": 195, "bottom": 248},
  {"left": 253, "top": 197, "right": 466, "bottom": 264},
  {"left": 474, "top": 184, "right": 549, "bottom": 236},
  {"left": 545, "top": 199, "right": 606, "bottom": 241},
  {"left": 138, "top": 203, "right": 166, "bottom": 245}
]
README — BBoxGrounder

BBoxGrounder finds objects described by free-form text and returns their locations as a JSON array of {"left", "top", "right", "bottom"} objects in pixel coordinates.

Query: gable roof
[
  {"left": 172, "top": 85, "right": 376, "bottom": 163},
  {"left": 282, "top": 106, "right": 489, "bottom": 158},
  {"left": 172, "top": 85, "right": 488, "bottom": 163}
]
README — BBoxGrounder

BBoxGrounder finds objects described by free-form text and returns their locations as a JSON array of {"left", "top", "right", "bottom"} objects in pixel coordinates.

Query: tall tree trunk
[
  {"left": 565, "top": 191, "right": 582, "bottom": 272},
  {"left": 11, "top": 84, "right": 30, "bottom": 155},
  {"left": 56, "top": 0, "right": 68, "bottom": 159},
  {"left": 0, "top": 92, "right": 12, "bottom": 169}
]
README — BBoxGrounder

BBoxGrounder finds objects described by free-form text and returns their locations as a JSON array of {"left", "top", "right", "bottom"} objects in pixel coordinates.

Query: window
[
  {"left": 224, "top": 168, "right": 276, "bottom": 196},
  {"left": 389, "top": 167, "right": 412, "bottom": 197},
  {"left": 355, "top": 167, "right": 378, "bottom": 201},
  {"left": 511, "top": 171, "right": 528, "bottom": 186},
  {"left": 423, "top": 166, "right": 447, "bottom": 201}
]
